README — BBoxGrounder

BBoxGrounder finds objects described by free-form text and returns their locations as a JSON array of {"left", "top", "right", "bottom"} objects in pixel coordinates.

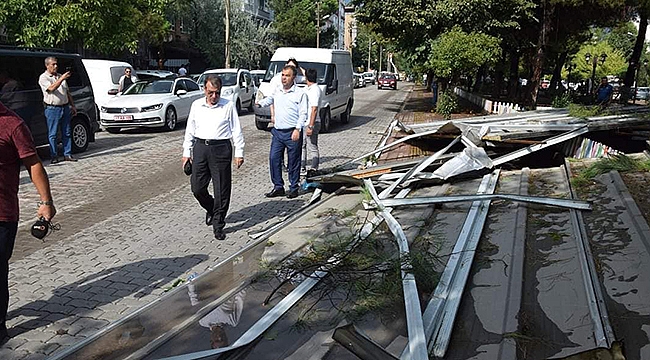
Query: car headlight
[
  {"left": 140, "top": 103, "right": 164, "bottom": 112},
  {"left": 256, "top": 89, "right": 265, "bottom": 100},
  {"left": 222, "top": 88, "right": 234, "bottom": 96}
]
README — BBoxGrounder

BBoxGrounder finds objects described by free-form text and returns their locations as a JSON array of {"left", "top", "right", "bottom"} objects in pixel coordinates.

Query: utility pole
[
  {"left": 367, "top": 40, "right": 371, "bottom": 71},
  {"left": 316, "top": 1, "right": 320, "bottom": 48},
  {"left": 379, "top": 45, "right": 382, "bottom": 73},
  {"left": 225, "top": 0, "right": 231, "bottom": 67}
]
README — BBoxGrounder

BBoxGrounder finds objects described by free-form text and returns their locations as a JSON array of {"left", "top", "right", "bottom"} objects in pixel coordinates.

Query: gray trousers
[{"left": 301, "top": 121, "right": 320, "bottom": 171}]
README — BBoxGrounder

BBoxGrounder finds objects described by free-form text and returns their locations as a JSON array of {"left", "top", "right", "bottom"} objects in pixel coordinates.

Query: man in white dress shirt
[{"left": 182, "top": 75, "right": 245, "bottom": 240}]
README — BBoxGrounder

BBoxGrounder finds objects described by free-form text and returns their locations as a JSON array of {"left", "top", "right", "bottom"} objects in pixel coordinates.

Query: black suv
[{"left": 0, "top": 48, "right": 99, "bottom": 153}]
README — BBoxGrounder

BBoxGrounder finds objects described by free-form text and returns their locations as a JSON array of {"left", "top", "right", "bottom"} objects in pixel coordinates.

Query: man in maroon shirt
[{"left": 0, "top": 101, "right": 56, "bottom": 346}]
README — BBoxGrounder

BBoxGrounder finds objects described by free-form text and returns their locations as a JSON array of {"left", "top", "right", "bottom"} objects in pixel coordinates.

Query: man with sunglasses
[
  {"left": 182, "top": 75, "right": 245, "bottom": 241},
  {"left": 118, "top": 67, "right": 136, "bottom": 93}
]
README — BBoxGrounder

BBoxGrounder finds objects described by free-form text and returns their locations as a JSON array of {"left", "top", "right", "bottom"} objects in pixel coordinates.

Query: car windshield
[
  {"left": 264, "top": 61, "right": 329, "bottom": 85},
  {"left": 122, "top": 80, "right": 173, "bottom": 95},
  {"left": 381, "top": 74, "right": 396, "bottom": 80},
  {"left": 198, "top": 72, "right": 238, "bottom": 87}
]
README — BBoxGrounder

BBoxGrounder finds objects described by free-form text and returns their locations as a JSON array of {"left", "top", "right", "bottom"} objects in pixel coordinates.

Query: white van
[
  {"left": 198, "top": 68, "right": 255, "bottom": 114},
  {"left": 253, "top": 47, "right": 354, "bottom": 132},
  {"left": 81, "top": 59, "right": 138, "bottom": 108}
]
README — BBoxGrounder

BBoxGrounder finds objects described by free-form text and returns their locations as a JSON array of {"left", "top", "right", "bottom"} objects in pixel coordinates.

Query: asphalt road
[{"left": 3, "top": 83, "right": 412, "bottom": 359}]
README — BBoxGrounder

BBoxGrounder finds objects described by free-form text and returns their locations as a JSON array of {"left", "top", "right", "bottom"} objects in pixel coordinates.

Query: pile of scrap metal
[{"left": 310, "top": 106, "right": 650, "bottom": 189}]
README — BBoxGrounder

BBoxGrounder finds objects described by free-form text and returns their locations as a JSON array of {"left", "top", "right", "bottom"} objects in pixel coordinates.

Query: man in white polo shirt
[
  {"left": 38, "top": 56, "right": 77, "bottom": 164},
  {"left": 182, "top": 75, "right": 245, "bottom": 240}
]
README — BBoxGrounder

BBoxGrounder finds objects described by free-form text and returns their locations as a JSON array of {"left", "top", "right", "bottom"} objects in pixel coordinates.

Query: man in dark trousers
[
  {"left": 182, "top": 75, "right": 245, "bottom": 240},
  {"left": 256, "top": 65, "right": 308, "bottom": 199},
  {"left": 0, "top": 101, "right": 56, "bottom": 345}
]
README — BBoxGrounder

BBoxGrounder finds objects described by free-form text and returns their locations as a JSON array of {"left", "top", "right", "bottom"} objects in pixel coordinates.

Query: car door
[
  {"left": 243, "top": 72, "right": 254, "bottom": 105},
  {"left": 237, "top": 71, "right": 251, "bottom": 106},
  {"left": 184, "top": 79, "right": 203, "bottom": 104},
  {"left": 172, "top": 79, "right": 191, "bottom": 119}
]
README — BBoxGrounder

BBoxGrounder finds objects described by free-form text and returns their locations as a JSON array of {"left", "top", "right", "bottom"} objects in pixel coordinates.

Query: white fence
[{"left": 453, "top": 87, "right": 523, "bottom": 115}]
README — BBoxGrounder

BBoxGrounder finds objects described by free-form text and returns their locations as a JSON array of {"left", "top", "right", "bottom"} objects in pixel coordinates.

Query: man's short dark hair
[
  {"left": 601, "top": 77, "right": 608, "bottom": 81},
  {"left": 286, "top": 58, "right": 299, "bottom": 68},
  {"left": 282, "top": 65, "right": 297, "bottom": 77},
  {"left": 204, "top": 74, "right": 223, "bottom": 89},
  {"left": 306, "top": 68, "right": 317, "bottom": 83}
]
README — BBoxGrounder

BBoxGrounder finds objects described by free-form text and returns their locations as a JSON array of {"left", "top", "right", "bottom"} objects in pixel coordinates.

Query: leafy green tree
[
  {"left": 0, "top": 0, "right": 169, "bottom": 55},
  {"left": 565, "top": 42, "right": 627, "bottom": 80},
  {"left": 427, "top": 26, "right": 501, "bottom": 88},
  {"left": 270, "top": 0, "right": 338, "bottom": 47}
]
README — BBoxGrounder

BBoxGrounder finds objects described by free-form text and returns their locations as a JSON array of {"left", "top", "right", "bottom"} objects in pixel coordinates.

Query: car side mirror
[
  {"left": 176, "top": 89, "right": 187, "bottom": 96},
  {"left": 108, "top": 89, "right": 119, "bottom": 95}
]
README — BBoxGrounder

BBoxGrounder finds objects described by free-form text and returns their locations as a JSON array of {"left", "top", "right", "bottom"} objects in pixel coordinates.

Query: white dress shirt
[
  {"left": 182, "top": 97, "right": 245, "bottom": 158},
  {"left": 257, "top": 84, "right": 308, "bottom": 130},
  {"left": 306, "top": 83, "right": 322, "bottom": 123}
]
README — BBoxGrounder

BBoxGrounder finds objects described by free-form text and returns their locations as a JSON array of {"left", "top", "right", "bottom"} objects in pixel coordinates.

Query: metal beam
[
  {"left": 378, "top": 193, "right": 592, "bottom": 211},
  {"left": 365, "top": 179, "right": 428, "bottom": 360},
  {"left": 563, "top": 161, "right": 615, "bottom": 349},
  {"left": 401, "top": 170, "right": 500, "bottom": 359},
  {"left": 430, "top": 170, "right": 500, "bottom": 357},
  {"left": 492, "top": 126, "right": 590, "bottom": 166}
]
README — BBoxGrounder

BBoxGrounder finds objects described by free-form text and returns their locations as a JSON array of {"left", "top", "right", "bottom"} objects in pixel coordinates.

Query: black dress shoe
[
  {"left": 286, "top": 189, "right": 300, "bottom": 199},
  {"left": 205, "top": 212, "right": 213, "bottom": 226},
  {"left": 214, "top": 231, "right": 226, "bottom": 240},
  {"left": 265, "top": 188, "right": 285, "bottom": 198},
  {"left": 50, "top": 157, "right": 60, "bottom": 165},
  {"left": 64, "top": 156, "right": 78, "bottom": 162}
]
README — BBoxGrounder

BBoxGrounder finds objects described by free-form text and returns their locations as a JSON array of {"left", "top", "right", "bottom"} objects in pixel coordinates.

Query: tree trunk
[
  {"left": 622, "top": 11, "right": 648, "bottom": 101},
  {"left": 550, "top": 51, "right": 567, "bottom": 93},
  {"left": 507, "top": 48, "right": 520, "bottom": 98},
  {"left": 525, "top": 1, "right": 553, "bottom": 109}
]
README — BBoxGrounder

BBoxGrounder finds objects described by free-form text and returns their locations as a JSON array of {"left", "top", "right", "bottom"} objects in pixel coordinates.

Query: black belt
[
  {"left": 196, "top": 138, "right": 229, "bottom": 145},
  {"left": 44, "top": 103, "right": 68, "bottom": 108},
  {"left": 275, "top": 128, "right": 297, "bottom": 132}
]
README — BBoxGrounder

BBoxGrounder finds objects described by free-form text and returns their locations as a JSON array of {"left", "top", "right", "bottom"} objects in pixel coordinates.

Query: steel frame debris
[
  {"left": 400, "top": 170, "right": 500, "bottom": 359},
  {"left": 365, "top": 179, "right": 428, "bottom": 360},
  {"left": 376, "top": 193, "right": 592, "bottom": 211},
  {"left": 492, "top": 126, "right": 590, "bottom": 166}
]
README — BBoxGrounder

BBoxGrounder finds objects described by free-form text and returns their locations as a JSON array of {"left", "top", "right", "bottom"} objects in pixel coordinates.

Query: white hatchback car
[
  {"left": 198, "top": 69, "right": 255, "bottom": 114},
  {"left": 99, "top": 77, "right": 203, "bottom": 133}
]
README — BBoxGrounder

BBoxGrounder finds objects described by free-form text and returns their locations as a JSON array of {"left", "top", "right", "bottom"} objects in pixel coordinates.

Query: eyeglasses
[
  {"left": 50, "top": 63, "right": 58, "bottom": 66},
  {"left": 125, "top": 70, "right": 131, "bottom": 73},
  {"left": 206, "top": 90, "right": 220, "bottom": 96}
]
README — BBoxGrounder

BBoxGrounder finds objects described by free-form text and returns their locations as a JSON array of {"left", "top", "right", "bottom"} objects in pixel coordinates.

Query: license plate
[{"left": 114, "top": 115, "right": 133, "bottom": 121}]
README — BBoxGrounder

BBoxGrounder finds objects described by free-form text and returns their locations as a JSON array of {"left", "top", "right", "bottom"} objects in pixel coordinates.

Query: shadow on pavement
[
  {"left": 6, "top": 255, "right": 209, "bottom": 337},
  {"left": 225, "top": 199, "right": 306, "bottom": 234}
]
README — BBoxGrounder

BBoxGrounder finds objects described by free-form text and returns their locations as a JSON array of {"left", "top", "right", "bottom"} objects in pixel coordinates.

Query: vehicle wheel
[
  {"left": 164, "top": 106, "right": 177, "bottom": 131},
  {"left": 377, "top": 86, "right": 381, "bottom": 90},
  {"left": 106, "top": 128, "right": 121, "bottom": 134},
  {"left": 320, "top": 108, "right": 331, "bottom": 133},
  {"left": 236, "top": 99, "right": 242, "bottom": 114},
  {"left": 70, "top": 117, "right": 89, "bottom": 153},
  {"left": 255, "top": 120, "right": 268, "bottom": 130},
  {"left": 340, "top": 100, "right": 352, "bottom": 124}
]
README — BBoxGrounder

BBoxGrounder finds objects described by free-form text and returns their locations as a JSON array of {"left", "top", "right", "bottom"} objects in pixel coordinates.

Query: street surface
[{"left": 3, "top": 84, "right": 411, "bottom": 359}]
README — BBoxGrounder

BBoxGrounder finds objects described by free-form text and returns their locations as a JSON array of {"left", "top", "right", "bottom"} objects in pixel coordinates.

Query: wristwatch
[
  {"left": 37, "top": 200, "right": 54, "bottom": 206},
  {"left": 307, "top": 125, "right": 314, "bottom": 130}
]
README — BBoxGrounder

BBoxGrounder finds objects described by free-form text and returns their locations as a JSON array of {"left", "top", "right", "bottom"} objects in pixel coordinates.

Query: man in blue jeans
[
  {"left": 38, "top": 56, "right": 78, "bottom": 165},
  {"left": 256, "top": 65, "right": 308, "bottom": 199},
  {"left": 0, "top": 101, "right": 56, "bottom": 345}
]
